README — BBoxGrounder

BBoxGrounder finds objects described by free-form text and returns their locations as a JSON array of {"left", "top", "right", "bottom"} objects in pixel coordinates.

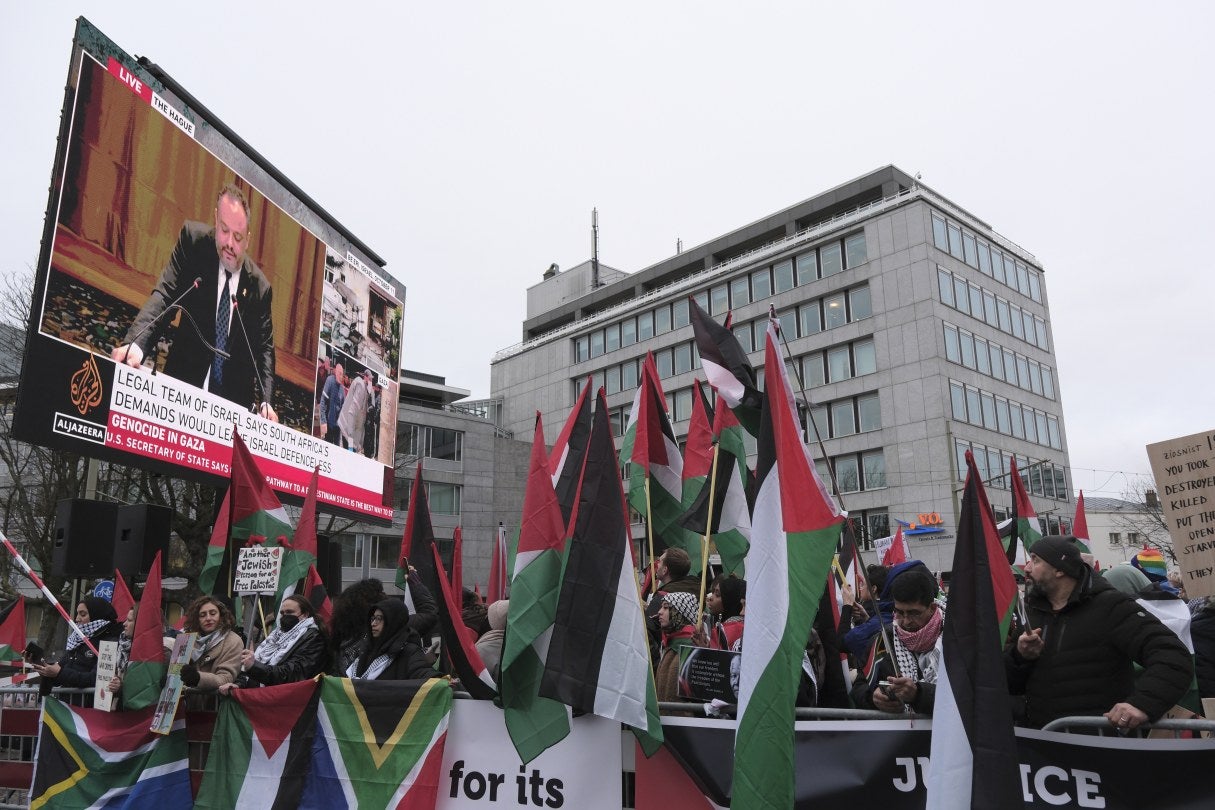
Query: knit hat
[
  {"left": 1130, "top": 548, "right": 1168, "bottom": 582},
  {"left": 1030, "top": 536, "right": 1088, "bottom": 580},
  {"left": 487, "top": 600, "right": 509, "bottom": 632},
  {"left": 662, "top": 592, "right": 699, "bottom": 629}
]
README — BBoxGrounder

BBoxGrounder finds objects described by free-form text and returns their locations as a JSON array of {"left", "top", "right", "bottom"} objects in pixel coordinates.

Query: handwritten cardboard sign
[
  {"left": 1146, "top": 428, "right": 1215, "bottom": 598},
  {"left": 93, "top": 640, "right": 119, "bottom": 712},
  {"left": 234, "top": 545, "right": 284, "bottom": 595}
]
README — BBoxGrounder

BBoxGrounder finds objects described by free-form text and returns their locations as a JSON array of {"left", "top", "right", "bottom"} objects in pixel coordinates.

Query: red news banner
[{"left": 105, "top": 365, "right": 392, "bottom": 520}]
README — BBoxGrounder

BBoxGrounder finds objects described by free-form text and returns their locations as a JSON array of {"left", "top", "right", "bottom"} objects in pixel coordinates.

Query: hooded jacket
[
  {"left": 42, "top": 598, "right": 122, "bottom": 694},
  {"left": 843, "top": 560, "right": 932, "bottom": 658},
  {"left": 351, "top": 599, "right": 435, "bottom": 681},
  {"left": 1005, "top": 570, "right": 1193, "bottom": 728}
]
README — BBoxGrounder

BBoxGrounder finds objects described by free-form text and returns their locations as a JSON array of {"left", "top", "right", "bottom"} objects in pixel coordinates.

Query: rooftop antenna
[
  {"left": 591, "top": 208, "right": 600, "bottom": 289},
  {"left": 676, "top": 237, "right": 683, "bottom": 254}
]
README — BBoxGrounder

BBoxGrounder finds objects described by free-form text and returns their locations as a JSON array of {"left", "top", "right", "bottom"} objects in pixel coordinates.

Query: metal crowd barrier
[{"left": 1040, "top": 715, "right": 1215, "bottom": 737}]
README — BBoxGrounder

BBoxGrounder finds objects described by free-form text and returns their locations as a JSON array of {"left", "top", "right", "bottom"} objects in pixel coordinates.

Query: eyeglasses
[
  {"left": 893, "top": 607, "right": 930, "bottom": 621},
  {"left": 370, "top": 615, "right": 385, "bottom": 624}
]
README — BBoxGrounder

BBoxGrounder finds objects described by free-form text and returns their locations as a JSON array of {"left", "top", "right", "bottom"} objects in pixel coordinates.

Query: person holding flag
[
  {"left": 34, "top": 597, "right": 122, "bottom": 701},
  {"left": 851, "top": 569, "right": 943, "bottom": 714},
  {"left": 224, "top": 595, "right": 327, "bottom": 691}
]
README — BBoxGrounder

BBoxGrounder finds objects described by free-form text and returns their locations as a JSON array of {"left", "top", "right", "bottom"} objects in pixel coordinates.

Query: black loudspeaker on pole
[{"left": 53, "top": 499, "right": 172, "bottom": 580}]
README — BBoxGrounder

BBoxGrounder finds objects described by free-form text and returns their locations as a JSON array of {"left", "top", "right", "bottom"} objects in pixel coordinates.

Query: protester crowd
[{"left": 17, "top": 531, "right": 1210, "bottom": 743}]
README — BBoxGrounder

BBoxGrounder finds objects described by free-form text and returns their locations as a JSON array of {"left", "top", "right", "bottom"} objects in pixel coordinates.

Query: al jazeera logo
[{"left": 52, "top": 353, "right": 107, "bottom": 445}]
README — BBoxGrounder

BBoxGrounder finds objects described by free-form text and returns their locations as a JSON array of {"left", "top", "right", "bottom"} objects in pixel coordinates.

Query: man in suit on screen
[{"left": 112, "top": 184, "right": 278, "bottom": 421}]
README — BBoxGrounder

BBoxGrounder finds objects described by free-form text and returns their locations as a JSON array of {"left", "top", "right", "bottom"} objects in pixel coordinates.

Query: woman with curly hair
[{"left": 179, "top": 596, "right": 243, "bottom": 705}]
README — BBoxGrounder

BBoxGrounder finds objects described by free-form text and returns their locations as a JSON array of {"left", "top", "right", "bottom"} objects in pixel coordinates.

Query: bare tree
[{"left": 1114, "top": 478, "right": 1175, "bottom": 564}]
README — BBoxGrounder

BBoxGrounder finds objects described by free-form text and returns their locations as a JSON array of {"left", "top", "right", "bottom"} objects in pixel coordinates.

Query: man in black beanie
[{"left": 1006, "top": 535, "right": 1192, "bottom": 731}]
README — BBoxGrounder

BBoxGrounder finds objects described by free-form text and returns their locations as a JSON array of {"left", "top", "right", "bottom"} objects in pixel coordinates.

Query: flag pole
[
  {"left": 1, "top": 535, "right": 98, "bottom": 656},
  {"left": 769, "top": 305, "right": 901, "bottom": 675},
  {"left": 695, "top": 442, "right": 722, "bottom": 627},
  {"left": 644, "top": 476, "right": 657, "bottom": 596}
]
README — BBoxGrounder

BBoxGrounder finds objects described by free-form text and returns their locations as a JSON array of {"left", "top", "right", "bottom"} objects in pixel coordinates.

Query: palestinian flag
[
  {"left": 541, "top": 390, "right": 663, "bottom": 755},
  {"left": 501, "top": 414, "right": 572, "bottom": 764},
  {"left": 431, "top": 543, "right": 497, "bottom": 698},
  {"left": 732, "top": 318, "right": 843, "bottom": 810},
  {"left": 1009, "top": 457, "right": 1042, "bottom": 559},
  {"left": 549, "top": 376, "right": 593, "bottom": 528},
  {"left": 710, "top": 390, "right": 751, "bottom": 576},
  {"left": 679, "top": 380, "right": 715, "bottom": 577},
  {"left": 620, "top": 355, "right": 689, "bottom": 567},
  {"left": 195, "top": 679, "right": 319, "bottom": 809},
  {"left": 300, "top": 677, "right": 452, "bottom": 810},
  {"left": 199, "top": 487, "right": 232, "bottom": 595},
  {"left": 487, "top": 523, "right": 509, "bottom": 604},
  {"left": 303, "top": 564, "right": 332, "bottom": 631},
  {"left": 689, "top": 296, "right": 761, "bottom": 436},
  {"left": 30, "top": 699, "right": 192, "bottom": 809},
  {"left": 279, "top": 466, "right": 321, "bottom": 601},
  {"left": 122, "top": 551, "right": 165, "bottom": 710},
  {"left": 924, "top": 450, "right": 1022, "bottom": 809},
  {"left": 0, "top": 596, "right": 26, "bottom": 662},
  {"left": 677, "top": 442, "right": 751, "bottom": 579},
  {"left": 396, "top": 461, "right": 439, "bottom": 602},
  {"left": 1072, "top": 490, "right": 1093, "bottom": 555},
  {"left": 112, "top": 571, "right": 135, "bottom": 623},
  {"left": 879, "top": 525, "right": 909, "bottom": 567}
]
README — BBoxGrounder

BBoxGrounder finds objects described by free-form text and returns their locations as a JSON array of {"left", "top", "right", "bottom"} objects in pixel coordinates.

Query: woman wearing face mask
[
  {"left": 347, "top": 599, "right": 434, "bottom": 681},
  {"left": 178, "top": 597, "right": 243, "bottom": 707},
  {"left": 221, "top": 595, "right": 328, "bottom": 691}
]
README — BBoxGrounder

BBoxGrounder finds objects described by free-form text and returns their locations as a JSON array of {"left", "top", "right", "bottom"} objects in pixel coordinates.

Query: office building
[{"left": 490, "top": 166, "right": 1072, "bottom": 572}]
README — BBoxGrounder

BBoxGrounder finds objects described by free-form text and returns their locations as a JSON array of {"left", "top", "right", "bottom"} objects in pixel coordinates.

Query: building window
[
  {"left": 575, "top": 336, "right": 589, "bottom": 363},
  {"left": 862, "top": 451, "right": 886, "bottom": 489},
  {"left": 674, "top": 388, "right": 693, "bottom": 422},
  {"left": 858, "top": 393, "right": 881, "bottom": 432},
  {"left": 774, "top": 260, "right": 795, "bottom": 294},
  {"left": 372, "top": 534, "right": 401, "bottom": 569},
  {"left": 638, "top": 311, "right": 654, "bottom": 340},
  {"left": 1108, "top": 532, "right": 1121, "bottom": 548},
  {"left": 796, "top": 252, "right": 818, "bottom": 285},
  {"left": 827, "top": 346, "right": 851, "bottom": 383},
  {"left": 831, "top": 400, "right": 856, "bottom": 437},
  {"left": 854, "top": 339, "right": 876, "bottom": 376},
  {"left": 622, "top": 359, "right": 638, "bottom": 390},
  {"left": 605, "top": 365, "right": 621, "bottom": 395},
  {"left": 674, "top": 342, "right": 693, "bottom": 375},
  {"left": 804, "top": 353, "right": 825, "bottom": 387},
  {"left": 655, "top": 349, "right": 674, "bottom": 379},
  {"left": 752, "top": 268, "right": 772, "bottom": 300},
  {"left": 730, "top": 277, "right": 750, "bottom": 308},
  {"left": 1127, "top": 532, "right": 1140, "bottom": 546},
  {"left": 621, "top": 317, "right": 636, "bottom": 347},
  {"left": 672, "top": 299, "right": 690, "bottom": 329},
  {"left": 428, "top": 483, "right": 461, "bottom": 515},
  {"left": 710, "top": 285, "right": 729, "bottom": 316},
  {"left": 734, "top": 323, "right": 754, "bottom": 353},
  {"left": 799, "top": 303, "right": 822, "bottom": 337},
  {"left": 655, "top": 305, "right": 672, "bottom": 334},
  {"left": 824, "top": 293, "right": 847, "bottom": 330},
  {"left": 430, "top": 428, "right": 462, "bottom": 461},
  {"left": 836, "top": 456, "right": 860, "bottom": 493},
  {"left": 932, "top": 214, "right": 948, "bottom": 251},
  {"left": 849, "top": 286, "right": 872, "bottom": 320},
  {"left": 820, "top": 243, "right": 843, "bottom": 278},
  {"left": 589, "top": 330, "right": 604, "bottom": 358},
  {"left": 845, "top": 233, "right": 867, "bottom": 268}
]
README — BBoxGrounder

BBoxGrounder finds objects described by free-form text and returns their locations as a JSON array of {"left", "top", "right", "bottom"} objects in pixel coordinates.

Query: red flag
[
  {"left": 303, "top": 564, "right": 332, "bottom": 630},
  {"left": 112, "top": 570, "right": 135, "bottom": 621},
  {"left": 682, "top": 379, "right": 715, "bottom": 481},
  {"left": 123, "top": 551, "right": 165, "bottom": 710},
  {"left": 0, "top": 597, "right": 26, "bottom": 662},
  {"left": 881, "top": 526, "right": 908, "bottom": 567},
  {"left": 488, "top": 524, "right": 508, "bottom": 604},
  {"left": 451, "top": 526, "right": 465, "bottom": 599},
  {"left": 431, "top": 545, "right": 496, "bottom": 698}
]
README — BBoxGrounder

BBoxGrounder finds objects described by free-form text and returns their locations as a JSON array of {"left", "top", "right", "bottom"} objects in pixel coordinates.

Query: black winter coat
[
  {"left": 1005, "top": 573, "right": 1193, "bottom": 728},
  {"left": 41, "top": 622, "right": 123, "bottom": 695},
  {"left": 242, "top": 627, "right": 328, "bottom": 687},
  {"left": 350, "top": 599, "right": 435, "bottom": 681},
  {"left": 1190, "top": 603, "right": 1215, "bottom": 699}
]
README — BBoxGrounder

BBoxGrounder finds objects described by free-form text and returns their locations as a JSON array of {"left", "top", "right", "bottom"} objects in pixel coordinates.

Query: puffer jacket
[{"left": 1005, "top": 571, "right": 1192, "bottom": 728}]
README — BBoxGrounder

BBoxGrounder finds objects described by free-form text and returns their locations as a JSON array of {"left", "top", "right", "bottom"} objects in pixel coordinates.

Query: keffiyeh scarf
[{"left": 254, "top": 617, "right": 316, "bottom": 666}]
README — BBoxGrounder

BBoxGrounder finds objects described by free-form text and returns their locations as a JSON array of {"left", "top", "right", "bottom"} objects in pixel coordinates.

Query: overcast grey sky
[{"left": 5, "top": 3, "right": 1212, "bottom": 500}]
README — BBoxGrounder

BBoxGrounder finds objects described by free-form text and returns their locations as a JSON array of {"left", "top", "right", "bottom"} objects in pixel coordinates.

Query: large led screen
[{"left": 13, "top": 19, "right": 402, "bottom": 522}]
